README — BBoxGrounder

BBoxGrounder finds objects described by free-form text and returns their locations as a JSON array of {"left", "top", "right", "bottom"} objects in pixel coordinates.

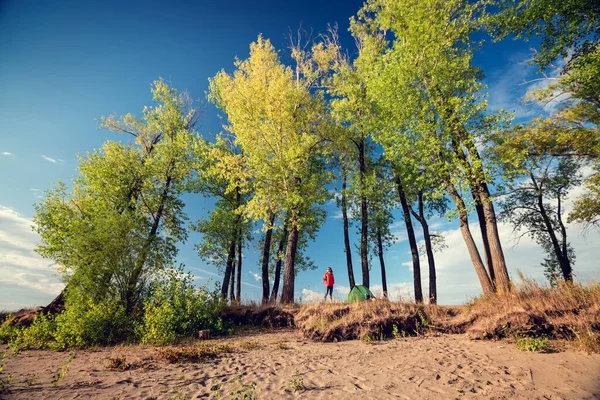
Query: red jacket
[{"left": 323, "top": 272, "right": 334, "bottom": 287}]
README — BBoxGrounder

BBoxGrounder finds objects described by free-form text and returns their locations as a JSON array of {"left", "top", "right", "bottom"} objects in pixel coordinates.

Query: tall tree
[
  {"left": 487, "top": 0, "right": 600, "bottom": 229},
  {"left": 34, "top": 80, "right": 198, "bottom": 311},
  {"left": 208, "top": 37, "right": 330, "bottom": 303},
  {"left": 350, "top": 0, "right": 511, "bottom": 294}
]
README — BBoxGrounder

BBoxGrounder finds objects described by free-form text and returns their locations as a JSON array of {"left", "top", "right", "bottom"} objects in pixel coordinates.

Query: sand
[{"left": 2, "top": 330, "right": 600, "bottom": 399}]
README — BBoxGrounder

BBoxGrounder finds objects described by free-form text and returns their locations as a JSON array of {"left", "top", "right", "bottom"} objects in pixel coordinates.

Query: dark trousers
[{"left": 325, "top": 286, "right": 333, "bottom": 297}]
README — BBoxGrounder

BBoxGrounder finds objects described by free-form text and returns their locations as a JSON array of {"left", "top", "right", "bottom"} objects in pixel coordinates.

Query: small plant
[
  {"left": 0, "top": 351, "right": 13, "bottom": 393},
  {"left": 210, "top": 383, "right": 222, "bottom": 400},
  {"left": 276, "top": 342, "right": 290, "bottom": 350},
  {"left": 239, "top": 340, "right": 259, "bottom": 350},
  {"left": 415, "top": 311, "right": 431, "bottom": 335},
  {"left": 25, "top": 374, "right": 37, "bottom": 386},
  {"left": 230, "top": 377, "right": 257, "bottom": 400},
  {"left": 288, "top": 370, "right": 305, "bottom": 392},
  {"left": 362, "top": 334, "right": 372, "bottom": 345},
  {"left": 105, "top": 356, "right": 131, "bottom": 371},
  {"left": 392, "top": 324, "right": 406, "bottom": 339},
  {"left": 168, "top": 387, "right": 188, "bottom": 400},
  {"left": 51, "top": 351, "right": 76, "bottom": 386},
  {"left": 516, "top": 335, "right": 551, "bottom": 353}
]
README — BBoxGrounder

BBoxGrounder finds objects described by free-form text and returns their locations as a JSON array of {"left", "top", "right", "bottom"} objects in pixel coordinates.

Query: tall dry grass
[{"left": 464, "top": 273, "right": 600, "bottom": 352}]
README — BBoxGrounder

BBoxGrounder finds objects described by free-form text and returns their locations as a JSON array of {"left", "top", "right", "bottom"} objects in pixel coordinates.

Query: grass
[
  {"left": 155, "top": 342, "right": 234, "bottom": 364},
  {"left": 463, "top": 273, "right": 600, "bottom": 352},
  {"left": 516, "top": 335, "right": 552, "bottom": 353},
  {"left": 291, "top": 275, "right": 600, "bottom": 352},
  {"left": 288, "top": 370, "right": 304, "bottom": 392}
]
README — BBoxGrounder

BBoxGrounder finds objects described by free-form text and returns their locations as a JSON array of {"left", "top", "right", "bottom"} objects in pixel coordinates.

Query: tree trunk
[
  {"left": 477, "top": 182, "right": 510, "bottom": 292},
  {"left": 261, "top": 213, "right": 275, "bottom": 304},
  {"left": 409, "top": 192, "right": 437, "bottom": 304},
  {"left": 270, "top": 225, "right": 288, "bottom": 303},
  {"left": 532, "top": 174, "right": 573, "bottom": 281},
  {"left": 341, "top": 171, "right": 355, "bottom": 289},
  {"left": 229, "top": 256, "right": 236, "bottom": 302},
  {"left": 447, "top": 180, "right": 495, "bottom": 294},
  {"left": 358, "top": 141, "right": 369, "bottom": 288},
  {"left": 472, "top": 194, "right": 496, "bottom": 285},
  {"left": 555, "top": 189, "right": 573, "bottom": 281},
  {"left": 395, "top": 174, "right": 423, "bottom": 303},
  {"left": 280, "top": 222, "right": 299, "bottom": 304},
  {"left": 125, "top": 173, "right": 172, "bottom": 312},
  {"left": 376, "top": 228, "right": 388, "bottom": 298},
  {"left": 236, "top": 227, "right": 242, "bottom": 302},
  {"left": 458, "top": 135, "right": 510, "bottom": 292},
  {"left": 221, "top": 236, "right": 236, "bottom": 299}
]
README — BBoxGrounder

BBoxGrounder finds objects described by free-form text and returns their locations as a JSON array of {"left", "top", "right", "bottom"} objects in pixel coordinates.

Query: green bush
[
  {"left": 52, "top": 297, "right": 132, "bottom": 349},
  {"left": 11, "top": 313, "right": 56, "bottom": 350},
  {"left": 138, "top": 270, "right": 227, "bottom": 345},
  {"left": 7, "top": 269, "right": 227, "bottom": 349},
  {"left": 0, "top": 319, "right": 20, "bottom": 344}
]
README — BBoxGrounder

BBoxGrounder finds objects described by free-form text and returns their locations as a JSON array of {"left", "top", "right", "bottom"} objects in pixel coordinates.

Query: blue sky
[{"left": 0, "top": 0, "right": 598, "bottom": 310}]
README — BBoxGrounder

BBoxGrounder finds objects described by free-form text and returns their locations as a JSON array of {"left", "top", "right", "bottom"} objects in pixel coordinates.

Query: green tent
[{"left": 346, "top": 285, "right": 375, "bottom": 302}]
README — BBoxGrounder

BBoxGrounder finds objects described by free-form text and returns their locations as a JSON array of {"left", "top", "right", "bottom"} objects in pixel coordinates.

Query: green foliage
[
  {"left": 34, "top": 79, "right": 199, "bottom": 311},
  {"left": 0, "top": 318, "right": 20, "bottom": 345},
  {"left": 516, "top": 335, "right": 552, "bottom": 352},
  {"left": 485, "top": 0, "right": 599, "bottom": 69},
  {"left": 0, "top": 351, "right": 12, "bottom": 394},
  {"left": 230, "top": 378, "right": 258, "bottom": 400},
  {"left": 138, "top": 270, "right": 227, "bottom": 345},
  {"left": 288, "top": 370, "right": 305, "bottom": 392}
]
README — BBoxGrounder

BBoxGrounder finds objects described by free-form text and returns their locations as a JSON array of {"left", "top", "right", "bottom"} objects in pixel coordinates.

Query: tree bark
[
  {"left": 376, "top": 228, "right": 388, "bottom": 298},
  {"left": 341, "top": 171, "right": 356, "bottom": 289},
  {"left": 358, "top": 141, "right": 369, "bottom": 288},
  {"left": 221, "top": 235, "right": 236, "bottom": 299},
  {"left": 395, "top": 174, "right": 423, "bottom": 303},
  {"left": 236, "top": 226, "right": 242, "bottom": 302},
  {"left": 261, "top": 213, "right": 275, "bottom": 304},
  {"left": 555, "top": 189, "right": 573, "bottom": 281},
  {"left": 125, "top": 173, "right": 172, "bottom": 312},
  {"left": 229, "top": 256, "right": 236, "bottom": 302},
  {"left": 409, "top": 192, "right": 437, "bottom": 304},
  {"left": 447, "top": 180, "right": 495, "bottom": 294},
  {"left": 270, "top": 225, "right": 288, "bottom": 303},
  {"left": 280, "top": 222, "right": 299, "bottom": 303},
  {"left": 532, "top": 174, "right": 573, "bottom": 281},
  {"left": 458, "top": 135, "right": 510, "bottom": 292}
]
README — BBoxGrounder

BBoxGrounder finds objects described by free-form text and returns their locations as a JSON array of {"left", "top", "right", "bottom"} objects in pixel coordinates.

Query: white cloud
[
  {"left": 300, "top": 288, "right": 324, "bottom": 303},
  {"left": 330, "top": 210, "right": 343, "bottom": 220},
  {"left": 1, "top": 152, "right": 13, "bottom": 157},
  {"left": 250, "top": 272, "right": 262, "bottom": 282},
  {"left": 0, "top": 205, "right": 63, "bottom": 310},
  {"left": 41, "top": 155, "right": 62, "bottom": 163}
]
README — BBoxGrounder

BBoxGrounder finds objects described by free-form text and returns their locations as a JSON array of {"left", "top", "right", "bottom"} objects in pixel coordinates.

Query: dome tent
[{"left": 346, "top": 285, "right": 375, "bottom": 302}]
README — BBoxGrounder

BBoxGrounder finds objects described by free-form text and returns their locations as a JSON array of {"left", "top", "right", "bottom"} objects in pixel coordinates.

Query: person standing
[{"left": 323, "top": 267, "right": 335, "bottom": 301}]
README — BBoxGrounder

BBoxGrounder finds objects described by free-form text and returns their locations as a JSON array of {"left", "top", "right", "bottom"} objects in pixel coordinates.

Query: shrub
[
  {"left": 138, "top": 270, "right": 227, "bottom": 345},
  {"left": 516, "top": 335, "right": 552, "bottom": 352},
  {"left": 11, "top": 312, "right": 56, "bottom": 350}
]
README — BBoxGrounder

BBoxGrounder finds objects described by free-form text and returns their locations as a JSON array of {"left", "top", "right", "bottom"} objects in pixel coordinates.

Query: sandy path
[{"left": 2, "top": 330, "right": 600, "bottom": 399}]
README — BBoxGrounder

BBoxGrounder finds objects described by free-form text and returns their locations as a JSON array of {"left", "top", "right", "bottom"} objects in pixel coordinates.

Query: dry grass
[
  {"left": 221, "top": 304, "right": 297, "bottom": 328},
  {"left": 294, "top": 300, "right": 458, "bottom": 342},
  {"left": 463, "top": 274, "right": 600, "bottom": 352},
  {"left": 289, "top": 276, "right": 600, "bottom": 352},
  {"left": 154, "top": 342, "right": 235, "bottom": 363}
]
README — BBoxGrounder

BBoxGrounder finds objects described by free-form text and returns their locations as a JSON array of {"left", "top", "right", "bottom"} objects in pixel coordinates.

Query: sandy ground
[{"left": 2, "top": 330, "right": 600, "bottom": 399}]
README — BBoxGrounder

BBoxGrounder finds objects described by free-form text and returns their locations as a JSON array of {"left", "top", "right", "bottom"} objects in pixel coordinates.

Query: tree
[
  {"left": 34, "top": 80, "right": 198, "bottom": 312},
  {"left": 191, "top": 136, "right": 250, "bottom": 301},
  {"left": 496, "top": 156, "right": 582, "bottom": 282},
  {"left": 350, "top": 0, "right": 511, "bottom": 294},
  {"left": 208, "top": 37, "right": 330, "bottom": 303},
  {"left": 487, "top": 0, "right": 600, "bottom": 229},
  {"left": 368, "top": 159, "right": 396, "bottom": 298}
]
